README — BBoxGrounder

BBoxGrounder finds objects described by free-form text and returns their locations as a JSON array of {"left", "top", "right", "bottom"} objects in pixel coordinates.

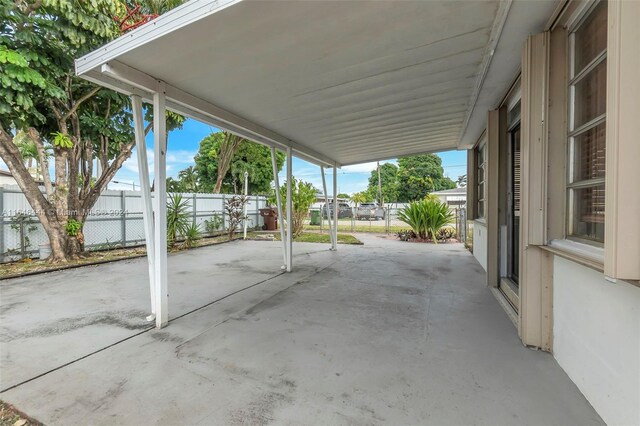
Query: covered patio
[
  {"left": 73, "top": 0, "right": 560, "bottom": 328},
  {"left": 0, "top": 236, "right": 601, "bottom": 424}
]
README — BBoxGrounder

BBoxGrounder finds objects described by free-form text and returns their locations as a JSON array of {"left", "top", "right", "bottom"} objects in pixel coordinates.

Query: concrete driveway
[{"left": 0, "top": 235, "right": 601, "bottom": 425}]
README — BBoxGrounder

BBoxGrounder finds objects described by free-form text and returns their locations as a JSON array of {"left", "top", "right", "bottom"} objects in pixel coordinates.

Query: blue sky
[
  {"left": 1, "top": 118, "right": 466, "bottom": 194},
  {"left": 111, "top": 118, "right": 468, "bottom": 194}
]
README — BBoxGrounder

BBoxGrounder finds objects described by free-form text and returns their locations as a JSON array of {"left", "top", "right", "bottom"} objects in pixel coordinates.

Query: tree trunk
[
  {"left": 213, "top": 132, "right": 242, "bottom": 193},
  {"left": 0, "top": 127, "right": 69, "bottom": 262},
  {"left": 27, "top": 128, "right": 54, "bottom": 198}
]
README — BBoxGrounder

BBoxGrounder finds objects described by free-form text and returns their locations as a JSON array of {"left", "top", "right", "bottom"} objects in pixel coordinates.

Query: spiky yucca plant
[{"left": 398, "top": 199, "right": 454, "bottom": 243}]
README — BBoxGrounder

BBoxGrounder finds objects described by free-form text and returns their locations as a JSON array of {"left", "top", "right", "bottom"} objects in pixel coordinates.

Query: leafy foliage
[
  {"left": 367, "top": 163, "right": 400, "bottom": 203},
  {"left": 65, "top": 219, "right": 82, "bottom": 236},
  {"left": 224, "top": 195, "right": 248, "bottom": 240},
  {"left": 204, "top": 213, "right": 223, "bottom": 235},
  {"left": 396, "top": 229, "right": 417, "bottom": 242},
  {"left": 350, "top": 191, "right": 372, "bottom": 208},
  {"left": 193, "top": 132, "right": 285, "bottom": 194},
  {"left": 0, "top": 0, "right": 124, "bottom": 128},
  {"left": 275, "top": 177, "right": 317, "bottom": 237},
  {"left": 367, "top": 155, "right": 456, "bottom": 202},
  {"left": 181, "top": 222, "right": 202, "bottom": 248},
  {"left": 397, "top": 155, "right": 456, "bottom": 201},
  {"left": 436, "top": 226, "right": 457, "bottom": 241},
  {"left": 0, "top": 0, "right": 185, "bottom": 262},
  {"left": 166, "top": 193, "right": 190, "bottom": 248},
  {"left": 397, "top": 199, "right": 454, "bottom": 243}
]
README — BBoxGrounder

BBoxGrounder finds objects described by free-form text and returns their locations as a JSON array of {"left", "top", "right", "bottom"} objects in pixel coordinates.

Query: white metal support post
[
  {"left": 243, "top": 171, "right": 249, "bottom": 239},
  {"left": 271, "top": 148, "right": 287, "bottom": 269},
  {"left": 286, "top": 147, "right": 293, "bottom": 272},
  {"left": 153, "top": 82, "right": 168, "bottom": 328},
  {"left": 320, "top": 166, "right": 335, "bottom": 249},
  {"left": 332, "top": 166, "right": 338, "bottom": 251},
  {"left": 131, "top": 95, "right": 156, "bottom": 318}
]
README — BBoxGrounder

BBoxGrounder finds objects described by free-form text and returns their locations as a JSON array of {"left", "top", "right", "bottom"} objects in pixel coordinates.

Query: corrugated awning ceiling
[{"left": 76, "top": 0, "right": 558, "bottom": 166}]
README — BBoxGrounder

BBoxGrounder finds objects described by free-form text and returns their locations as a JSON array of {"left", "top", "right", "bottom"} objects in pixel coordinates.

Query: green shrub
[
  {"left": 396, "top": 229, "right": 417, "bottom": 241},
  {"left": 397, "top": 199, "right": 454, "bottom": 243},
  {"left": 436, "top": 226, "right": 456, "bottom": 241},
  {"left": 181, "top": 223, "right": 202, "bottom": 248},
  {"left": 204, "top": 213, "right": 223, "bottom": 234},
  {"left": 167, "top": 193, "right": 191, "bottom": 248},
  {"left": 65, "top": 219, "right": 82, "bottom": 236}
]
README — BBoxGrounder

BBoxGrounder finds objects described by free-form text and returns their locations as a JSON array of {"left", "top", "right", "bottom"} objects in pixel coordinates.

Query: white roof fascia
[
  {"left": 75, "top": 0, "right": 242, "bottom": 76},
  {"left": 456, "top": 0, "right": 512, "bottom": 149},
  {"left": 81, "top": 62, "right": 337, "bottom": 167}
]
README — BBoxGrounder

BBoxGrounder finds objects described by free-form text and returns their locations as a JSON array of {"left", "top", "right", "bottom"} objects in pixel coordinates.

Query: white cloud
[{"left": 341, "top": 160, "right": 396, "bottom": 173}]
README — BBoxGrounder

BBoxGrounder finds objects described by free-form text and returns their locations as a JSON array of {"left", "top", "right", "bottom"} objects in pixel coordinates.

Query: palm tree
[
  {"left": 350, "top": 192, "right": 368, "bottom": 209},
  {"left": 178, "top": 166, "right": 199, "bottom": 192}
]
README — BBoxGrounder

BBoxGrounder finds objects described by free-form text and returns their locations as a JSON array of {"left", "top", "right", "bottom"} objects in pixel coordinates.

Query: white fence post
[
  {"left": 0, "top": 187, "right": 4, "bottom": 263},
  {"left": 0, "top": 187, "right": 267, "bottom": 264},
  {"left": 121, "top": 191, "right": 127, "bottom": 247}
]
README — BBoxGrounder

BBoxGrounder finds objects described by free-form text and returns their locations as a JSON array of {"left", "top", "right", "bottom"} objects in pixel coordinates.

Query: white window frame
[
  {"left": 566, "top": 0, "right": 607, "bottom": 246},
  {"left": 476, "top": 141, "right": 487, "bottom": 220}
]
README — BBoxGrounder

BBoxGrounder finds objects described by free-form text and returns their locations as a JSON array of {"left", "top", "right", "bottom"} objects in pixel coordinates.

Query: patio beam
[
  {"left": 131, "top": 95, "right": 156, "bottom": 319},
  {"left": 320, "top": 166, "right": 335, "bottom": 249},
  {"left": 94, "top": 61, "right": 337, "bottom": 168},
  {"left": 271, "top": 147, "right": 287, "bottom": 269},
  {"left": 153, "top": 82, "right": 169, "bottom": 328},
  {"left": 286, "top": 147, "right": 293, "bottom": 271}
]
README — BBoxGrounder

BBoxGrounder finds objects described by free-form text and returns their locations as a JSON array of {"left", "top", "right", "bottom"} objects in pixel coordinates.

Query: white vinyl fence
[{"left": 0, "top": 186, "right": 267, "bottom": 263}]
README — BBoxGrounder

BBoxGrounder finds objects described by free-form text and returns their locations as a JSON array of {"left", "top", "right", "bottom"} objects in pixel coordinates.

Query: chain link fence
[
  {"left": 309, "top": 204, "right": 468, "bottom": 243},
  {"left": 0, "top": 186, "right": 267, "bottom": 263}
]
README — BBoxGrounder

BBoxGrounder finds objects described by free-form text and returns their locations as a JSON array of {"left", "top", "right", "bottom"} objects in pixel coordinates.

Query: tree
[
  {"left": 194, "top": 132, "right": 285, "bottom": 194},
  {"left": 456, "top": 174, "right": 467, "bottom": 187},
  {"left": 273, "top": 178, "right": 317, "bottom": 237},
  {"left": 367, "top": 163, "right": 400, "bottom": 203},
  {"left": 211, "top": 132, "right": 243, "bottom": 193},
  {"left": 350, "top": 191, "right": 371, "bottom": 209},
  {"left": 0, "top": 0, "right": 184, "bottom": 262},
  {"left": 337, "top": 193, "right": 350, "bottom": 199},
  {"left": 177, "top": 166, "right": 199, "bottom": 192},
  {"left": 397, "top": 154, "right": 455, "bottom": 201}
]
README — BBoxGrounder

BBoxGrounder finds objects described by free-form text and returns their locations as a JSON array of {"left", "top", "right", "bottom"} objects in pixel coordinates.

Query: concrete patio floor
[{"left": 0, "top": 234, "right": 602, "bottom": 425}]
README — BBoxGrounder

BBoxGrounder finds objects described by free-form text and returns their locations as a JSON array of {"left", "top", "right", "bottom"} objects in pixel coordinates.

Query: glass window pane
[
  {"left": 573, "top": 59, "right": 607, "bottom": 128},
  {"left": 477, "top": 201, "right": 485, "bottom": 219},
  {"left": 574, "top": 1, "right": 608, "bottom": 74},
  {"left": 570, "top": 185, "right": 605, "bottom": 242},
  {"left": 477, "top": 166, "right": 484, "bottom": 184},
  {"left": 572, "top": 122, "right": 606, "bottom": 182},
  {"left": 477, "top": 145, "right": 485, "bottom": 165}
]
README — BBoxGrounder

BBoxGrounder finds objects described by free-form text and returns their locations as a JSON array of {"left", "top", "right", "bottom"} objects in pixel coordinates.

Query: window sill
[{"left": 541, "top": 239, "right": 604, "bottom": 273}]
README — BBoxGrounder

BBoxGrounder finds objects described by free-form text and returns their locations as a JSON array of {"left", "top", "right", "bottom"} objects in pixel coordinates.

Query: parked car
[
  {"left": 356, "top": 203, "right": 385, "bottom": 220},
  {"left": 321, "top": 202, "right": 353, "bottom": 219}
]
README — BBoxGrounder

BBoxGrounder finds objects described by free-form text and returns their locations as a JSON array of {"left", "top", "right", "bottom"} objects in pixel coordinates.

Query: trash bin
[
  {"left": 310, "top": 209, "right": 321, "bottom": 225},
  {"left": 259, "top": 207, "right": 278, "bottom": 230}
]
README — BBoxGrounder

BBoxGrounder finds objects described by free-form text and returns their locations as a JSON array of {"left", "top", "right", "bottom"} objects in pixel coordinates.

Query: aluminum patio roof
[{"left": 76, "top": 0, "right": 559, "bottom": 167}]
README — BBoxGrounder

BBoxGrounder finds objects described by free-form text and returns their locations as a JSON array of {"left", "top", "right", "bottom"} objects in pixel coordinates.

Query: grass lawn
[
  {"left": 273, "top": 232, "right": 362, "bottom": 245},
  {"left": 305, "top": 224, "right": 408, "bottom": 234}
]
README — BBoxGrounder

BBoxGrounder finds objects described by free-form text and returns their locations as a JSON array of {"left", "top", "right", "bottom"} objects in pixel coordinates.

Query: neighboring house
[
  {"left": 430, "top": 188, "right": 466, "bottom": 209},
  {"left": 0, "top": 170, "right": 17, "bottom": 187}
]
